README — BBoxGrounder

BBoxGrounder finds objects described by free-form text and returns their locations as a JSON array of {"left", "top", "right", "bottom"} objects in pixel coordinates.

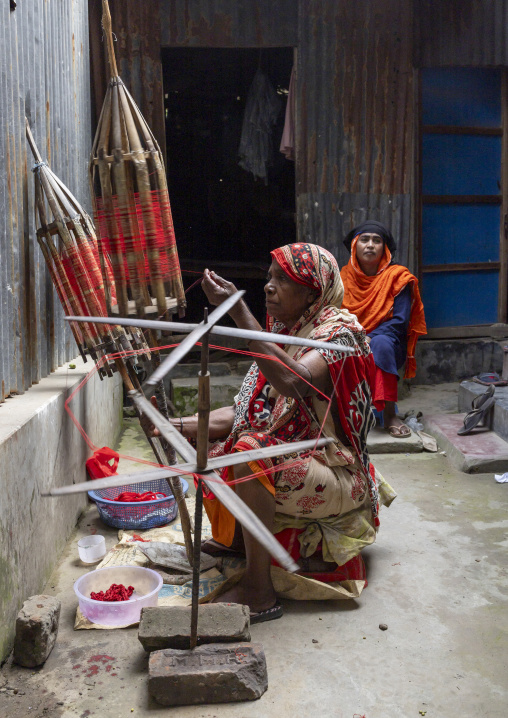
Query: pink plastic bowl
[{"left": 74, "top": 565, "right": 162, "bottom": 626}]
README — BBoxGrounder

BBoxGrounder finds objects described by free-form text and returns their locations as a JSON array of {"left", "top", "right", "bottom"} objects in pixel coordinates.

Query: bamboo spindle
[
  {"left": 27, "top": 120, "right": 118, "bottom": 372},
  {"left": 91, "top": 0, "right": 186, "bottom": 318},
  {"left": 120, "top": 359, "right": 194, "bottom": 563},
  {"left": 101, "top": 0, "right": 118, "bottom": 78},
  {"left": 122, "top": 89, "right": 185, "bottom": 314}
]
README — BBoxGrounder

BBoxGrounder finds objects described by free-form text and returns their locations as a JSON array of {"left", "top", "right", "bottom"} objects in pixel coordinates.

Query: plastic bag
[{"left": 406, "top": 417, "right": 423, "bottom": 432}]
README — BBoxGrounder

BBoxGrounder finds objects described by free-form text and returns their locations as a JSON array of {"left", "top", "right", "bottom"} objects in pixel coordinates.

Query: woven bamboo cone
[
  {"left": 87, "top": 1, "right": 193, "bottom": 560},
  {"left": 26, "top": 121, "right": 192, "bottom": 554},
  {"left": 27, "top": 121, "right": 115, "bottom": 368},
  {"left": 90, "top": 0, "right": 185, "bottom": 319}
]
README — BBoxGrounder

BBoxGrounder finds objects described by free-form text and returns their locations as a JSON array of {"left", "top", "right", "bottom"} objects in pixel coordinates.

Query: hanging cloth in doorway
[
  {"left": 238, "top": 69, "right": 282, "bottom": 184},
  {"left": 280, "top": 65, "right": 295, "bottom": 161}
]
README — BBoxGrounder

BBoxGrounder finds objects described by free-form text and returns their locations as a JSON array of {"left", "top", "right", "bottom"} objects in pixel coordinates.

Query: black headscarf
[{"left": 343, "top": 220, "right": 396, "bottom": 254}]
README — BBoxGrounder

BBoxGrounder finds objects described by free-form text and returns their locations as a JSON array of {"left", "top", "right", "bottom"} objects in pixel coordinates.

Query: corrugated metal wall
[
  {"left": 158, "top": 0, "right": 415, "bottom": 270},
  {"left": 160, "top": 0, "right": 298, "bottom": 48},
  {"left": 0, "top": 0, "right": 91, "bottom": 402},
  {"left": 416, "top": 0, "right": 508, "bottom": 67},
  {"left": 296, "top": 0, "right": 415, "bottom": 269}
]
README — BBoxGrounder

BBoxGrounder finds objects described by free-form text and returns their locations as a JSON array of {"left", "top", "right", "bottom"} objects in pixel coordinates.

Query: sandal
[
  {"left": 457, "top": 396, "right": 495, "bottom": 435},
  {"left": 250, "top": 602, "right": 283, "bottom": 625},
  {"left": 387, "top": 424, "right": 411, "bottom": 438},
  {"left": 201, "top": 539, "right": 245, "bottom": 558},
  {"left": 472, "top": 372, "right": 508, "bottom": 387},
  {"left": 471, "top": 384, "right": 495, "bottom": 410}
]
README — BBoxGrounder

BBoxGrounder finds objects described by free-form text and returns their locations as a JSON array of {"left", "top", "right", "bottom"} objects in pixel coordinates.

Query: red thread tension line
[{"left": 64, "top": 341, "right": 343, "bottom": 487}]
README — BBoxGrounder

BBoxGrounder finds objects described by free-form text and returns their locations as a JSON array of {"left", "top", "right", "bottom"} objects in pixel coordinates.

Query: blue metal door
[{"left": 421, "top": 68, "right": 503, "bottom": 328}]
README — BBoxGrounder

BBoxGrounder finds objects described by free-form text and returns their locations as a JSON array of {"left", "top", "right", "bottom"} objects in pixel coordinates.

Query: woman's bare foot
[
  {"left": 383, "top": 402, "right": 411, "bottom": 437},
  {"left": 211, "top": 576, "right": 277, "bottom": 614}
]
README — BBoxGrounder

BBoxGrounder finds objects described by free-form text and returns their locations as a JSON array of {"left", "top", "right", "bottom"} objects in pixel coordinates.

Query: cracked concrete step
[
  {"left": 423, "top": 413, "right": 508, "bottom": 473},
  {"left": 367, "top": 426, "right": 423, "bottom": 454}
]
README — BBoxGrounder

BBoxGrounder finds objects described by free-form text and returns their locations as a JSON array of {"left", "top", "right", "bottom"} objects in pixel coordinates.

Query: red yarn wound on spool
[{"left": 113, "top": 491, "right": 166, "bottom": 502}]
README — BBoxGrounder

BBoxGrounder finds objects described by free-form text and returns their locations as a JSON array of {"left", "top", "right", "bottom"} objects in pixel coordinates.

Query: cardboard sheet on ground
[{"left": 74, "top": 498, "right": 365, "bottom": 629}]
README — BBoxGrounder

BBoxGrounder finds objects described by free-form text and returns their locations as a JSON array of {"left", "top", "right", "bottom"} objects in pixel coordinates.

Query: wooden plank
[
  {"left": 423, "top": 324, "right": 508, "bottom": 340},
  {"left": 423, "top": 195, "right": 502, "bottom": 205},
  {"left": 422, "top": 125, "right": 502, "bottom": 136},
  {"left": 422, "top": 262, "right": 501, "bottom": 273},
  {"left": 498, "top": 70, "right": 508, "bottom": 323},
  {"left": 180, "top": 259, "right": 268, "bottom": 280}
]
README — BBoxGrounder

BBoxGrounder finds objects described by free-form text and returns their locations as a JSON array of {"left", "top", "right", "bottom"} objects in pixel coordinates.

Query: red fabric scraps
[
  {"left": 91, "top": 584, "right": 134, "bottom": 602},
  {"left": 113, "top": 491, "right": 166, "bottom": 502}
]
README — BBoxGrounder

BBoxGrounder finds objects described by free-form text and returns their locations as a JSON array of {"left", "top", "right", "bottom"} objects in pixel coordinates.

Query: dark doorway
[{"left": 162, "top": 47, "right": 295, "bottom": 323}]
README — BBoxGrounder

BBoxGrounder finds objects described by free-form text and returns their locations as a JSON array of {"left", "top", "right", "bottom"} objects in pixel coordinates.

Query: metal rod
[
  {"left": 43, "top": 437, "right": 333, "bottom": 496},
  {"left": 144, "top": 291, "right": 245, "bottom": 387},
  {"left": 196, "top": 307, "right": 210, "bottom": 472},
  {"left": 130, "top": 392, "right": 298, "bottom": 572},
  {"left": 189, "top": 479, "right": 203, "bottom": 650},
  {"left": 65, "top": 314, "right": 357, "bottom": 354}
]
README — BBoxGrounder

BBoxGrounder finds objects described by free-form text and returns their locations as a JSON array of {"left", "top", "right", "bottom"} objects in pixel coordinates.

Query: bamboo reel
[{"left": 89, "top": 0, "right": 186, "bottom": 321}]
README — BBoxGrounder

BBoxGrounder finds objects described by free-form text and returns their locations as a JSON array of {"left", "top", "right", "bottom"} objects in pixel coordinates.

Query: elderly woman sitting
[
  {"left": 167, "top": 243, "right": 395, "bottom": 622},
  {"left": 340, "top": 221, "right": 427, "bottom": 438}
]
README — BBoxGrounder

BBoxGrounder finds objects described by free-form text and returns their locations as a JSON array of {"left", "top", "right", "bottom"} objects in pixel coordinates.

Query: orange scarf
[{"left": 340, "top": 237, "right": 427, "bottom": 379}]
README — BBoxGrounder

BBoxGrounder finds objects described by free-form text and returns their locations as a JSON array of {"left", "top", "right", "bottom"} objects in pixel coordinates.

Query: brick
[
  {"left": 138, "top": 603, "right": 250, "bottom": 651},
  {"left": 148, "top": 642, "right": 268, "bottom": 705},
  {"left": 13, "top": 595, "right": 61, "bottom": 667}
]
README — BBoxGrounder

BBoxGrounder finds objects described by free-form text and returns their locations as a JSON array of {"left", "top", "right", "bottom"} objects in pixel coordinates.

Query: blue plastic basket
[{"left": 88, "top": 478, "right": 189, "bottom": 530}]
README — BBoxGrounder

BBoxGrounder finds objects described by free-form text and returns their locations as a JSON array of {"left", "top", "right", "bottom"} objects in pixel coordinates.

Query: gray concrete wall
[
  {"left": 413, "top": 339, "right": 504, "bottom": 385},
  {"left": 0, "top": 357, "right": 123, "bottom": 662}
]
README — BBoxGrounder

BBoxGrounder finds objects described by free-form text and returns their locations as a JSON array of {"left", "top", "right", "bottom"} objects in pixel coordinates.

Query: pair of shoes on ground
[{"left": 458, "top": 384, "right": 495, "bottom": 436}]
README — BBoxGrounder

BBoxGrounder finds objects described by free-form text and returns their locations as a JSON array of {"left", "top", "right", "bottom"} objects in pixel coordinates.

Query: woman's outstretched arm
[{"left": 201, "top": 269, "right": 332, "bottom": 399}]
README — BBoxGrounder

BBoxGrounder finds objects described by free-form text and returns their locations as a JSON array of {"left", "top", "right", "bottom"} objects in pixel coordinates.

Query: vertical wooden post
[{"left": 190, "top": 308, "right": 211, "bottom": 649}]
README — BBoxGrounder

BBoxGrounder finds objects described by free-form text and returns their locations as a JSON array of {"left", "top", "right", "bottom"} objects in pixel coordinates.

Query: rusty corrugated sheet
[
  {"left": 416, "top": 0, "right": 508, "bottom": 67},
  {"left": 89, "top": 0, "right": 166, "bottom": 155},
  {"left": 0, "top": 0, "right": 91, "bottom": 401},
  {"left": 160, "top": 0, "right": 298, "bottom": 48},
  {"left": 296, "top": 0, "right": 415, "bottom": 269}
]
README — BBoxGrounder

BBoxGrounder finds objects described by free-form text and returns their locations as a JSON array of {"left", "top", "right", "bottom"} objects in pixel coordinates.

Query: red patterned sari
[{"left": 203, "top": 243, "right": 396, "bottom": 572}]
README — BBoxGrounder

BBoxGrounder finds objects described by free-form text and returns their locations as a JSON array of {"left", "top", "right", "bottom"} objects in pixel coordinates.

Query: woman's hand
[
  {"left": 201, "top": 268, "right": 238, "bottom": 307},
  {"left": 139, "top": 396, "right": 184, "bottom": 438}
]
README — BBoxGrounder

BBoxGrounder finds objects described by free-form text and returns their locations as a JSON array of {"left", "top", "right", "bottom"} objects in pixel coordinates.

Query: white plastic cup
[{"left": 78, "top": 535, "right": 106, "bottom": 564}]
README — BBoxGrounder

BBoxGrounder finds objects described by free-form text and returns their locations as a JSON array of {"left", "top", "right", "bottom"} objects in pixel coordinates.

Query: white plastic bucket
[{"left": 77, "top": 535, "right": 106, "bottom": 564}]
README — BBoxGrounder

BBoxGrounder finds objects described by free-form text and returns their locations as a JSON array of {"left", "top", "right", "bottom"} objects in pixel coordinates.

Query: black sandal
[
  {"left": 457, "top": 395, "right": 495, "bottom": 435},
  {"left": 250, "top": 602, "right": 283, "bottom": 625},
  {"left": 471, "top": 384, "right": 495, "bottom": 410}
]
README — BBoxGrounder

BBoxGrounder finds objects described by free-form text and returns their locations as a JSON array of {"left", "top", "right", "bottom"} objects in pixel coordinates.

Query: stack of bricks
[{"left": 138, "top": 603, "right": 268, "bottom": 705}]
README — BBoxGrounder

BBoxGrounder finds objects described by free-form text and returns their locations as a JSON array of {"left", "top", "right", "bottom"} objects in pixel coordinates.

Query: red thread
[
  {"left": 94, "top": 190, "right": 182, "bottom": 285},
  {"left": 64, "top": 341, "right": 343, "bottom": 488},
  {"left": 90, "top": 584, "right": 134, "bottom": 601}
]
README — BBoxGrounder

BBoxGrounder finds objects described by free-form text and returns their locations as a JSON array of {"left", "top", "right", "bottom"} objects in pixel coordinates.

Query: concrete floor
[{"left": 1, "top": 384, "right": 508, "bottom": 717}]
